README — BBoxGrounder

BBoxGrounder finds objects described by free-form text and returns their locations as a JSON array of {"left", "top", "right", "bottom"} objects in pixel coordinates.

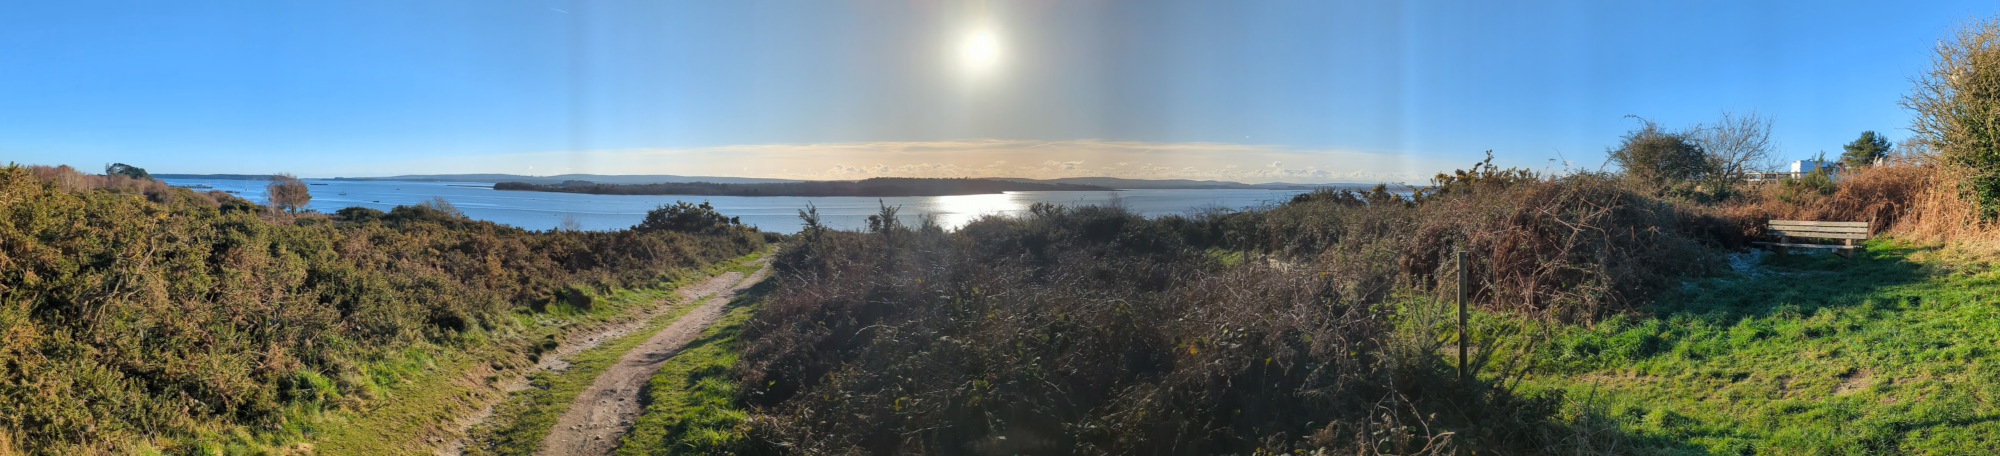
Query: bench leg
[{"left": 1840, "top": 239, "right": 1854, "bottom": 260}]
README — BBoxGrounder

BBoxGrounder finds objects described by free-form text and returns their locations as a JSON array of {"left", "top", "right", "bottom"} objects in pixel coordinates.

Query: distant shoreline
[{"left": 492, "top": 177, "right": 1115, "bottom": 197}]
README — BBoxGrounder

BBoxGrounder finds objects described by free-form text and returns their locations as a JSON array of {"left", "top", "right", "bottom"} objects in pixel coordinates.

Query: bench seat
[
  {"left": 1750, "top": 241, "right": 1860, "bottom": 250},
  {"left": 1760, "top": 220, "right": 1870, "bottom": 259}
]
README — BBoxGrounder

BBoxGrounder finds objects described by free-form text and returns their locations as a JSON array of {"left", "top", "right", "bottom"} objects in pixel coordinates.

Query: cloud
[{"left": 384, "top": 139, "right": 1456, "bottom": 184}]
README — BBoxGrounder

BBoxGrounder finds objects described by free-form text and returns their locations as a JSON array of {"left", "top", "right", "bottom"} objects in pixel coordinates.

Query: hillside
[{"left": 0, "top": 165, "right": 768, "bottom": 454}]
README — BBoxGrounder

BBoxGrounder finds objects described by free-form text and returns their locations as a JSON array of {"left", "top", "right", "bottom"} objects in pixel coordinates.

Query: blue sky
[{"left": 3, "top": 1, "right": 1994, "bottom": 182}]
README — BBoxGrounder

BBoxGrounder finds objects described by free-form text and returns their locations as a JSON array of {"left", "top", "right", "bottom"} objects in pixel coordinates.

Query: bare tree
[
  {"left": 559, "top": 213, "right": 583, "bottom": 232},
  {"left": 1692, "top": 110, "right": 1776, "bottom": 178},
  {"left": 419, "top": 196, "right": 464, "bottom": 218},
  {"left": 266, "top": 173, "right": 311, "bottom": 214},
  {"left": 1895, "top": 136, "right": 1937, "bottom": 165}
]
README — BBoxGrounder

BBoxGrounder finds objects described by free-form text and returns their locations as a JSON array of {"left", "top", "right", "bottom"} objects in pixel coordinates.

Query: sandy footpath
[
  {"left": 436, "top": 259, "right": 766, "bottom": 456},
  {"left": 533, "top": 261, "right": 772, "bottom": 456}
]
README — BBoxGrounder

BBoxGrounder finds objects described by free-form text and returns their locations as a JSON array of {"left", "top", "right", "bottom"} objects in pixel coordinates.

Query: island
[{"left": 491, "top": 177, "right": 1115, "bottom": 197}]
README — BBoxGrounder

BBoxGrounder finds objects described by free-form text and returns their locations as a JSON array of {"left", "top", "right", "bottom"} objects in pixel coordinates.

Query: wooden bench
[{"left": 1753, "top": 220, "right": 1870, "bottom": 259}]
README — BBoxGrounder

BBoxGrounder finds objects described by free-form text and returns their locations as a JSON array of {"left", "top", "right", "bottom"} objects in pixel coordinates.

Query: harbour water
[{"left": 159, "top": 177, "right": 1326, "bottom": 233}]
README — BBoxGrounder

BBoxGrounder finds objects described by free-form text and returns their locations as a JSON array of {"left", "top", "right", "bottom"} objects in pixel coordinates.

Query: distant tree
[
  {"left": 558, "top": 213, "right": 584, "bottom": 232},
  {"left": 635, "top": 201, "right": 736, "bottom": 234},
  {"left": 419, "top": 196, "right": 465, "bottom": 219},
  {"left": 266, "top": 173, "right": 311, "bottom": 214},
  {"left": 1841, "top": 131, "right": 1894, "bottom": 168},
  {"left": 1691, "top": 111, "right": 1776, "bottom": 178},
  {"left": 1896, "top": 136, "right": 1937, "bottom": 164},
  {"left": 1905, "top": 15, "right": 2000, "bottom": 218},
  {"left": 104, "top": 163, "right": 151, "bottom": 180},
  {"left": 1607, "top": 117, "right": 1715, "bottom": 187}
]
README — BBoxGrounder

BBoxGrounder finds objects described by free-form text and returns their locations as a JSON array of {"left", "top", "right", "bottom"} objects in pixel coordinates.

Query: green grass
[
  {"left": 457, "top": 290, "right": 713, "bottom": 455},
  {"left": 308, "top": 286, "right": 685, "bottom": 455},
  {"left": 614, "top": 280, "right": 773, "bottom": 455},
  {"left": 1517, "top": 240, "right": 2000, "bottom": 454}
]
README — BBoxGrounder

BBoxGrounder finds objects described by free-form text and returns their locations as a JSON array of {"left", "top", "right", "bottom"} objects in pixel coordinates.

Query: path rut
[
  {"left": 437, "top": 259, "right": 766, "bottom": 456},
  {"left": 534, "top": 261, "right": 772, "bottom": 456}
]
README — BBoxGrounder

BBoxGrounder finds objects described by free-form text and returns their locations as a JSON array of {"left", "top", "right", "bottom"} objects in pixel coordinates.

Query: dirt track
[
  {"left": 534, "top": 261, "right": 772, "bottom": 456},
  {"left": 436, "top": 259, "right": 767, "bottom": 456}
]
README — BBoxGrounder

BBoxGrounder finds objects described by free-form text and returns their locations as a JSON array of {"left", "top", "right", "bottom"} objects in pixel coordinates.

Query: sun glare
[{"left": 958, "top": 28, "right": 1002, "bottom": 76}]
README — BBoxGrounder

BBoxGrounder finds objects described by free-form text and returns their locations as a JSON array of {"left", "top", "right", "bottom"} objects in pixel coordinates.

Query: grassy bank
[
  {"left": 1517, "top": 240, "right": 2000, "bottom": 454},
  {"left": 166, "top": 252, "right": 769, "bottom": 454}
]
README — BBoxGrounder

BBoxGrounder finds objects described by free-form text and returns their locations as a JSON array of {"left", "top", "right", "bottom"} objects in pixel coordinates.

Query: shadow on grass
[
  {"left": 1656, "top": 241, "right": 1938, "bottom": 321},
  {"left": 1523, "top": 240, "right": 2000, "bottom": 454}
]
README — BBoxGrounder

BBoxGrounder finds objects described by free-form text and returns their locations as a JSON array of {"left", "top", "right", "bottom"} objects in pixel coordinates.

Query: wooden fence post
[{"left": 1457, "top": 249, "right": 1468, "bottom": 383}]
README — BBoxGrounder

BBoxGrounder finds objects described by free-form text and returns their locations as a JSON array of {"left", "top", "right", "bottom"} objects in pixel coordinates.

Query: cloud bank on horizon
[{"left": 386, "top": 139, "right": 1456, "bottom": 184}]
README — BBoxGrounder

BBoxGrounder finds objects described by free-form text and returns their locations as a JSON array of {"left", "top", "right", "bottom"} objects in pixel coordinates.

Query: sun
[{"left": 958, "top": 28, "right": 1002, "bottom": 75}]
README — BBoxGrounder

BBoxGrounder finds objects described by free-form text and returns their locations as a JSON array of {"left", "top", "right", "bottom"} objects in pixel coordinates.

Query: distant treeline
[{"left": 493, "top": 177, "right": 1113, "bottom": 197}]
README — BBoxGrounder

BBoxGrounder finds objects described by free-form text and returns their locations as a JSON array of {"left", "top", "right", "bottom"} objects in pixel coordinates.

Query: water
[{"left": 159, "top": 177, "right": 1316, "bottom": 233}]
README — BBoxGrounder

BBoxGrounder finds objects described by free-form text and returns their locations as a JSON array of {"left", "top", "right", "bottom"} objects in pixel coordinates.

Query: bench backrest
[{"left": 1767, "top": 220, "right": 1869, "bottom": 241}]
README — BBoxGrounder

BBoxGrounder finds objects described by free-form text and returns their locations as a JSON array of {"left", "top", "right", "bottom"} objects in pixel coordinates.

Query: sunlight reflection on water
[{"left": 159, "top": 178, "right": 1318, "bottom": 233}]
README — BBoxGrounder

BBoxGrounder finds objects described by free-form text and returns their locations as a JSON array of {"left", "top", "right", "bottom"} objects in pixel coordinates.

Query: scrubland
[
  {"left": 0, "top": 165, "right": 766, "bottom": 454},
  {"left": 678, "top": 156, "right": 1998, "bottom": 455}
]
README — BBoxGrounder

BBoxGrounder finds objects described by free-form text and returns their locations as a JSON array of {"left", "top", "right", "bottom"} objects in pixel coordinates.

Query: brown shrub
[
  {"left": 1888, "top": 164, "right": 2000, "bottom": 243},
  {"left": 1712, "top": 164, "right": 1928, "bottom": 235},
  {"left": 1398, "top": 174, "right": 1724, "bottom": 322},
  {"left": 1261, "top": 170, "right": 1729, "bottom": 323},
  {"left": 1720, "top": 163, "right": 1945, "bottom": 240}
]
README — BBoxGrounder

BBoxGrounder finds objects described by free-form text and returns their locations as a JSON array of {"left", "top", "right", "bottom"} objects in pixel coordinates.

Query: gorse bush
[
  {"left": 637, "top": 201, "right": 742, "bottom": 234},
  {"left": 1607, "top": 117, "right": 1717, "bottom": 189},
  {"left": 0, "top": 165, "right": 764, "bottom": 454},
  {"left": 1400, "top": 173, "right": 1727, "bottom": 322},
  {"left": 1248, "top": 158, "right": 1730, "bottom": 323}
]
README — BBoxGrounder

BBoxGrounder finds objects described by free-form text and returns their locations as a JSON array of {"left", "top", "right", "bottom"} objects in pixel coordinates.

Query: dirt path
[
  {"left": 436, "top": 259, "right": 766, "bottom": 456},
  {"left": 534, "top": 261, "right": 772, "bottom": 456}
]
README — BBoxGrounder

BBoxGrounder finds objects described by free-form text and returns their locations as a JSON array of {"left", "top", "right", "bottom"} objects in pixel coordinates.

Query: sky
[{"left": 3, "top": 1, "right": 1996, "bottom": 183}]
